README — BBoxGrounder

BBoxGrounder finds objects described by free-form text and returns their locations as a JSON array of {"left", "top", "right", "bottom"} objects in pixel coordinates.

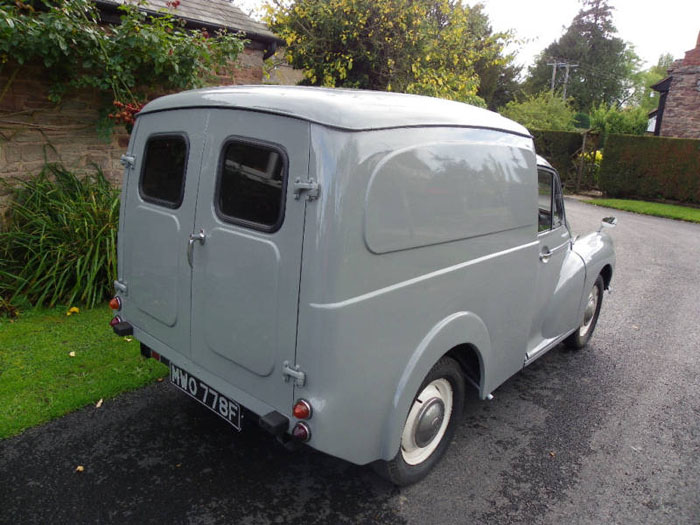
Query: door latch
[
  {"left": 292, "top": 178, "right": 320, "bottom": 200},
  {"left": 282, "top": 361, "right": 306, "bottom": 387},
  {"left": 187, "top": 229, "right": 206, "bottom": 268}
]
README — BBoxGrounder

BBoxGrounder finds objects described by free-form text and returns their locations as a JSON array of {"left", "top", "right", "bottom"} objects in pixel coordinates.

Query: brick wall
[
  {"left": 660, "top": 32, "right": 700, "bottom": 139},
  {"left": 0, "top": 48, "right": 265, "bottom": 209}
]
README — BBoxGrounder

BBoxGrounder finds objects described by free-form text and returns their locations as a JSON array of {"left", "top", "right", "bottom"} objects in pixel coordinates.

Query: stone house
[
  {"left": 0, "top": 0, "right": 295, "bottom": 197},
  {"left": 649, "top": 31, "right": 700, "bottom": 139}
]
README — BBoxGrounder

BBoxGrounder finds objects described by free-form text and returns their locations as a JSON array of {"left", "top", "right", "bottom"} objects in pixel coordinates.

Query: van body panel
[
  {"left": 200, "top": 227, "right": 280, "bottom": 376},
  {"left": 293, "top": 126, "right": 540, "bottom": 464},
  {"left": 120, "top": 109, "right": 209, "bottom": 359},
  {"left": 129, "top": 206, "right": 182, "bottom": 327},
  {"left": 364, "top": 141, "right": 533, "bottom": 254}
]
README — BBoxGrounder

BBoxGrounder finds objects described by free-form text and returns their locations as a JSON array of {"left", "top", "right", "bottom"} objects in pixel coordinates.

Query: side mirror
[{"left": 599, "top": 216, "right": 617, "bottom": 231}]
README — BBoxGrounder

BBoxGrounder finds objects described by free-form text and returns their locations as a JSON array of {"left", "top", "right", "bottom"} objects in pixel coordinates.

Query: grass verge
[
  {"left": 0, "top": 305, "right": 168, "bottom": 439},
  {"left": 583, "top": 198, "right": 700, "bottom": 223}
]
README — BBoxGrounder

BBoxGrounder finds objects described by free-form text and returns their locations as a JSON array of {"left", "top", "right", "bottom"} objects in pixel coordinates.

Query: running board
[{"left": 524, "top": 330, "right": 575, "bottom": 365}]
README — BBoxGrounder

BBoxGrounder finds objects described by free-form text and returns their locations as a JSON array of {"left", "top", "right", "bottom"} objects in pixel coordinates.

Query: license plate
[{"left": 170, "top": 364, "right": 241, "bottom": 430}]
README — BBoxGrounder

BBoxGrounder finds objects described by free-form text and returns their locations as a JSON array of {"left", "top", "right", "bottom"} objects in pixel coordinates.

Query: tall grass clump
[{"left": 0, "top": 165, "right": 119, "bottom": 309}]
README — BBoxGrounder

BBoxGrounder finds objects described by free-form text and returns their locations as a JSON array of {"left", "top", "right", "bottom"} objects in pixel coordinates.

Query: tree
[
  {"left": 265, "top": 0, "right": 513, "bottom": 105},
  {"left": 525, "top": 0, "right": 633, "bottom": 111},
  {"left": 499, "top": 92, "right": 576, "bottom": 131},
  {"left": 627, "top": 53, "right": 674, "bottom": 113},
  {"left": 477, "top": 60, "right": 522, "bottom": 110}
]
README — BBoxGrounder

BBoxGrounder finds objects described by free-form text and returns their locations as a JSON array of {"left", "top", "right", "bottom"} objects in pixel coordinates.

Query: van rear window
[
  {"left": 140, "top": 135, "right": 188, "bottom": 208},
  {"left": 216, "top": 140, "right": 286, "bottom": 232}
]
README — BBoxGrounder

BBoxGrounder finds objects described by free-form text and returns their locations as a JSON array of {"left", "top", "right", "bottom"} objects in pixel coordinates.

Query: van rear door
[
  {"left": 188, "top": 111, "right": 310, "bottom": 413},
  {"left": 120, "top": 110, "right": 208, "bottom": 359}
]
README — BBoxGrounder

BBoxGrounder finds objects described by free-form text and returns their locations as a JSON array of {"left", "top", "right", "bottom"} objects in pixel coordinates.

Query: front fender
[
  {"left": 380, "top": 311, "right": 491, "bottom": 460},
  {"left": 573, "top": 230, "right": 616, "bottom": 315}
]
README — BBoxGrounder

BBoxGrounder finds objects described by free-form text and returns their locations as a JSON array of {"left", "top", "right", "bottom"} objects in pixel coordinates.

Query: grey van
[{"left": 111, "top": 86, "right": 615, "bottom": 485}]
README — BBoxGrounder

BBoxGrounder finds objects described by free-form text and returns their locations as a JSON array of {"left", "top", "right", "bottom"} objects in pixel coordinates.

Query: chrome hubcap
[
  {"left": 401, "top": 378, "right": 453, "bottom": 465},
  {"left": 414, "top": 398, "right": 445, "bottom": 448},
  {"left": 579, "top": 285, "right": 599, "bottom": 337}
]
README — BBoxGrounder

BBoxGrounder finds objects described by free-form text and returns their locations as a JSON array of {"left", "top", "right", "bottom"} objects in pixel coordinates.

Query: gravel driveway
[{"left": 1, "top": 198, "right": 699, "bottom": 524}]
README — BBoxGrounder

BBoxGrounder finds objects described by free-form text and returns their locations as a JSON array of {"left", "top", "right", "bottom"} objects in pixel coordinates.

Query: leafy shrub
[
  {"left": 589, "top": 104, "right": 648, "bottom": 146},
  {"left": 599, "top": 135, "right": 700, "bottom": 203},
  {"left": 0, "top": 165, "right": 119, "bottom": 309},
  {"left": 500, "top": 92, "right": 576, "bottom": 131}
]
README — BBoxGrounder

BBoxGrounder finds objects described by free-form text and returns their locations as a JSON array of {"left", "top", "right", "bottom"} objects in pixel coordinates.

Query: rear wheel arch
[
  {"left": 446, "top": 343, "right": 483, "bottom": 394},
  {"left": 380, "top": 312, "right": 491, "bottom": 460}
]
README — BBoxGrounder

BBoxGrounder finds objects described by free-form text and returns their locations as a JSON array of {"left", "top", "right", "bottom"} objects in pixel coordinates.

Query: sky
[{"left": 234, "top": 0, "right": 700, "bottom": 71}]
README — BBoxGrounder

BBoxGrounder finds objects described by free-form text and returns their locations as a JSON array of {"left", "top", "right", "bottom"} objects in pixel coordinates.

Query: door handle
[
  {"left": 539, "top": 248, "right": 551, "bottom": 263},
  {"left": 187, "top": 229, "right": 206, "bottom": 268}
]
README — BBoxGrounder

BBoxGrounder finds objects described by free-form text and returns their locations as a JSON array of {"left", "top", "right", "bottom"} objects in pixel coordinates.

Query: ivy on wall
[{"left": 0, "top": 0, "right": 246, "bottom": 132}]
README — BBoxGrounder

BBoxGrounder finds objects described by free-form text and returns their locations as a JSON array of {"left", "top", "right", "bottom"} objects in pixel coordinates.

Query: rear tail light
[
  {"left": 109, "top": 296, "right": 122, "bottom": 311},
  {"left": 292, "top": 422, "right": 311, "bottom": 442},
  {"left": 293, "top": 399, "right": 312, "bottom": 420},
  {"left": 109, "top": 315, "right": 122, "bottom": 327}
]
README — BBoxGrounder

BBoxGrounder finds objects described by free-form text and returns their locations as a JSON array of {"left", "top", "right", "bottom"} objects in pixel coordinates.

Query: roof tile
[{"left": 100, "top": 0, "right": 277, "bottom": 40}]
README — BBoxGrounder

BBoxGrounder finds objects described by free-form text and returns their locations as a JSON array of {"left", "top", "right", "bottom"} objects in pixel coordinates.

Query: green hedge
[{"left": 599, "top": 134, "right": 700, "bottom": 203}]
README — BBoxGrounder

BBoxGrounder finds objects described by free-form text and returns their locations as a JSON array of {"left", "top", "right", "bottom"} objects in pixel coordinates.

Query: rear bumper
[{"left": 132, "top": 326, "right": 292, "bottom": 437}]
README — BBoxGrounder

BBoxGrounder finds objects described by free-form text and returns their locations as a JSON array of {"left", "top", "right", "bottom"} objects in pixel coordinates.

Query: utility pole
[
  {"left": 547, "top": 61, "right": 558, "bottom": 93},
  {"left": 562, "top": 63, "right": 578, "bottom": 100}
]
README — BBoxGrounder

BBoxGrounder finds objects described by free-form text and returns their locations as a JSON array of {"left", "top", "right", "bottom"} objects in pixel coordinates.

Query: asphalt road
[{"left": 1, "top": 199, "right": 699, "bottom": 524}]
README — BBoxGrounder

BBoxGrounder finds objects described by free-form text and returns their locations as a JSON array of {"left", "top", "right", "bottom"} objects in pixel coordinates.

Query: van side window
[
  {"left": 140, "top": 135, "right": 188, "bottom": 208},
  {"left": 537, "top": 169, "right": 553, "bottom": 232},
  {"left": 216, "top": 140, "right": 286, "bottom": 231}
]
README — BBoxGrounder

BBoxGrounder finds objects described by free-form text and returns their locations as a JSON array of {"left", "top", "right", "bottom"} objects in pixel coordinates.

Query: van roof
[{"left": 139, "top": 85, "right": 531, "bottom": 137}]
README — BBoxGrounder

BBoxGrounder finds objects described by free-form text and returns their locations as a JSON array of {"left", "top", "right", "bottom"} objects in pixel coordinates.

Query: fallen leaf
[
  {"left": 95, "top": 398, "right": 103, "bottom": 409},
  {"left": 75, "top": 465, "right": 85, "bottom": 473},
  {"left": 156, "top": 377, "right": 164, "bottom": 382},
  {"left": 124, "top": 337, "right": 133, "bottom": 342},
  {"left": 68, "top": 351, "right": 76, "bottom": 358},
  {"left": 66, "top": 306, "right": 80, "bottom": 316}
]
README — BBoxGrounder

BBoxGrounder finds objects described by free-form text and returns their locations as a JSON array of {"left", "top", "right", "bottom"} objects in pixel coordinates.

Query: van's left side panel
[{"left": 118, "top": 109, "right": 210, "bottom": 360}]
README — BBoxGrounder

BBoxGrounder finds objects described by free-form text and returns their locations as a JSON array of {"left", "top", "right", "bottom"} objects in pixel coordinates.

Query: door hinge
[
  {"left": 120, "top": 154, "right": 136, "bottom": 169},
  {"left": 282, "top": 361, "right": 306, "bottom": 387},
  {"left": 292, "top": 178, "right": 320, "bottom": 201},
  {"left": 114, "top": 280, "right": 128, "bottom": 296}
]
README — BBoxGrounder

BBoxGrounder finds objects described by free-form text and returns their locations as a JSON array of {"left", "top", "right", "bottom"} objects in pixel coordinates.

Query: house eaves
[{"left": 94, "top": 0, "right": 283, "bottom": 50}]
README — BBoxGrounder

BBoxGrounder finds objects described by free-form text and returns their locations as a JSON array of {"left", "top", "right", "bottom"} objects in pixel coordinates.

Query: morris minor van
[{"left": 111, "top": 86, "right": 616, "bottom": 485}]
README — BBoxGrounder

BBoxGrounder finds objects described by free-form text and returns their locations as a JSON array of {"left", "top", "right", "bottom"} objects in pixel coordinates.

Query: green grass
[
  {"left": 583, "top": 198, "right": 700, "bottom": 223},
  {"left": 0, "top": 305, "right": 168, "bottom": 439}
]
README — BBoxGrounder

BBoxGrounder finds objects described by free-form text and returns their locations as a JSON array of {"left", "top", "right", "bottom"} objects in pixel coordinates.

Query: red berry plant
[{"left": 108, "top": 100, "right": 145, "bottom": 132}]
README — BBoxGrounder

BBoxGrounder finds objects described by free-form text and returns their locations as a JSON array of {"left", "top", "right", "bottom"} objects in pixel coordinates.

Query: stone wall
[
  {"left": 660, "top": 32, "right": 700, "bottom": 139},
  {"left": 0, "top": 47, "right": 266, "bottom": 208}
]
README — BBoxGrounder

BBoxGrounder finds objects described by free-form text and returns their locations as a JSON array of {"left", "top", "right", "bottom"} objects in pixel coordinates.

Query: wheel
[
  {"left": 373, "top": 357, "right": 465, "bottom": 486},
  {"left": 565, "top": 275, "right": 604, "bottom": 349}
]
